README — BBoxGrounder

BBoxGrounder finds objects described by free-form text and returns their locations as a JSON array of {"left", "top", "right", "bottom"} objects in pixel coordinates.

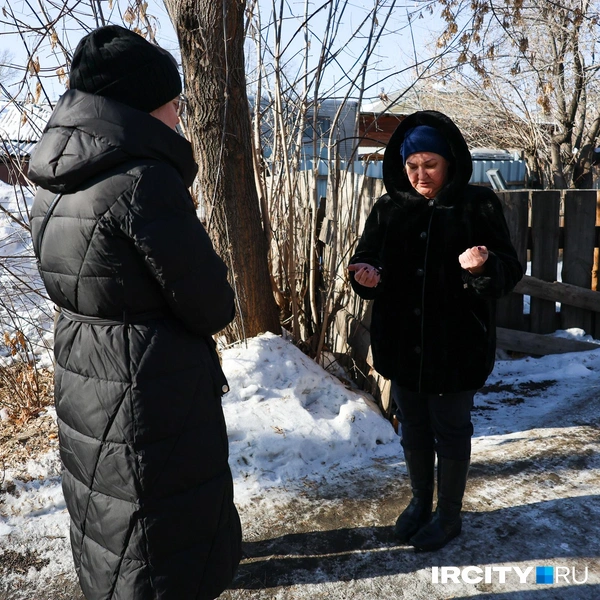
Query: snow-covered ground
[
  {"left": 1, "top": 181, "right": 599, "bottom": 598},
  {"left": 1, "top": 332, "right": 600, "bottom": 599}
]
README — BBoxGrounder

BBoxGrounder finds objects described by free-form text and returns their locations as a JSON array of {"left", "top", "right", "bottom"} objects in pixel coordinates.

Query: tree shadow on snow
[
  {"left": 231, "top": 494, "right": 600, "bottom": 590},
  {"left": 468, "top": 444, "right": 600, "bottom": 479}
]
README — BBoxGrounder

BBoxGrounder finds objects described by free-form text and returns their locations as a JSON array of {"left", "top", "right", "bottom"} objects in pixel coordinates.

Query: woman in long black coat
[
  {"left": 349, "top": 110, "right": 523, "bottom": 551},
  {"left": 30, "top": 25, "right": 241, "bottom": 599}
]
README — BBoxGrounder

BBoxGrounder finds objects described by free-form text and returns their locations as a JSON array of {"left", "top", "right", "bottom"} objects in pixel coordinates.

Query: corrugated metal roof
[{"left": 0, "top": 102, "right": 51, "bottom": 156}]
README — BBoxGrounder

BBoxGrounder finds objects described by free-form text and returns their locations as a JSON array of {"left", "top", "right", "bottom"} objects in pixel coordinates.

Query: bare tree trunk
[
  {"left": 573, "top": 114, "right": 600, "bottom": 189},
  {"left": 551, "top": 138, "right": 568, "bottom": 189},
  {"left": 573, "top": 144, "right": 594, "bottom": 189},
  {"left": 164, "top": 0, "right": 280, "bottom": 340}
]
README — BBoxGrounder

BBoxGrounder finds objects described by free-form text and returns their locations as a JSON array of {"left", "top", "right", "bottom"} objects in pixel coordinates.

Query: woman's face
[
  {"left": 405, "top": 151, "right": 450, "bottom": 199},
  {"left": 149, "top": 96, "right": 181, "bottom": 130}
]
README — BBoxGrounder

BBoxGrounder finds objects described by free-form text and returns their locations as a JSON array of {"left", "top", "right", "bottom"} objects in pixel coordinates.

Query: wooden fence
[
  {"left": 328, "top": 182, "right": 600, "bottom": 413},
  {"left": 496, "top": 189, "right": 600, "bottom": 348}
]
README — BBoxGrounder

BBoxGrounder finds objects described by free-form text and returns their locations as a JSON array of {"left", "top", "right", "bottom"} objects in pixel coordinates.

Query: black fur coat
[{"left": 350, "top": 110, "right": 523, "bottom": 393}]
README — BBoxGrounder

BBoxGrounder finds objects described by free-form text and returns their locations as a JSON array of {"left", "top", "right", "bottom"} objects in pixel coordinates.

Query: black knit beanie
[{"left": 69, "top": 25, "right": 182, "bottom": 112}]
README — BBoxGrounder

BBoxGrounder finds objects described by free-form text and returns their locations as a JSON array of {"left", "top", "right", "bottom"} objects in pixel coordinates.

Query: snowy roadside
[{"left": 1, "top": 333, "right": 600, "bottom": 599}]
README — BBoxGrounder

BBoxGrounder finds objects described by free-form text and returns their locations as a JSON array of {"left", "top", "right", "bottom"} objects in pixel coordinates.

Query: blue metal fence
[{"left": 297, "top": 155, "right": 527, "bottom": 195}]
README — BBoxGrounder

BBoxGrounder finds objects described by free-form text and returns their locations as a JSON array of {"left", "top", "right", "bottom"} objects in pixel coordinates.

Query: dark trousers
[{"left": 392, "top": 382, "right": 475, "bottom": 461}]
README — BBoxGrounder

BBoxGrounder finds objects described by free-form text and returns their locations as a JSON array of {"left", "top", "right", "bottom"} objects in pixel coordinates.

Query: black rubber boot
[
  {"left": 409, "top": 457, "right": 470, "bottom": 552},
  {"left": 393, "top": 448, "right": 435, "bottom": 543}
]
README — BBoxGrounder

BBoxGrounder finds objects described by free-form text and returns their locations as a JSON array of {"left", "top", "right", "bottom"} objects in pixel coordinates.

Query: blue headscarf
[{"left": 401, "top": 125, "right": 452, "bottom": 164}]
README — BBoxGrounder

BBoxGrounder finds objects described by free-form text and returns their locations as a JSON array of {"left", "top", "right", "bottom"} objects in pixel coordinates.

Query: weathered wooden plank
[
  {"left": 530, "top": 190, "right": 561, "bottom": 333},
  {"left": 497, "top": 326, "right": 599, "bottom": 355},
  {"left": 496, "top": 190, "right": 528, "bottom": 330},
  {"left": 338, "top": 307, "right": 599, "bottom": 367},
  {"left": 593, "top": 192, "right": 600, "bottom": 339},
  {"left": 334, "top": 307, "right": 392, "bottom": 415},
  {"left": 593, "top": 192, "right": 600, "bottom": 291},
  {"left": 561, "top": 190, "right": 597, "bottom": 332},
  {"left": 514, "top": 274, "right": 600, "bottom": 312}
]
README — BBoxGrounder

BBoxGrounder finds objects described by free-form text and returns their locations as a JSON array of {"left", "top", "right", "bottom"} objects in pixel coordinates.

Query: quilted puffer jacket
[
  {"left": 350, "top": 110, "right": 523, "bottom": 394},
  {"left": 29, "top": 90, "right": 242, "bottom": 600}
]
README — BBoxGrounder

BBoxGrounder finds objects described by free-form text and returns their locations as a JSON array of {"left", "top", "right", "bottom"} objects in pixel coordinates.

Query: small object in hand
[{"left": 347, "top": 262, "right": 381, "bottom": 287}]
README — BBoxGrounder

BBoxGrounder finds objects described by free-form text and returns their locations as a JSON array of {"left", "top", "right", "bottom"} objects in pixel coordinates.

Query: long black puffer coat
[
  {"left": 29, "top": 90, "right": 242, "bottom": 600},
  {"left": 350, "top": 110, "right": 523, "bottom": 394}
]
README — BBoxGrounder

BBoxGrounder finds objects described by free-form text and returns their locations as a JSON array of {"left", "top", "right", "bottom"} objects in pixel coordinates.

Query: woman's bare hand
[
  {"left": 459, "top": 246, "right": 489, "bottom": 275},
  {"left": 348, "top": 263, "right": 381, "bottom": 288}
]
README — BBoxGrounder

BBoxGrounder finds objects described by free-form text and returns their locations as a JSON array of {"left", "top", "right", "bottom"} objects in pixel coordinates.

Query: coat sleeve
[
  {"left": 461, "top": 188, "right": 524, "bottom": 299},
  {"left": 125, "top": 165, "right": 235, "bottom": 336},
  {"left": 349, "top": 196, "right": 390, "bottom": 300}
]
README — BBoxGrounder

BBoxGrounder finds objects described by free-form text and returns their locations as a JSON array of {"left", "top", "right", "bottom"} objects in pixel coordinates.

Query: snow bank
[{"left": 222, "top": 332, "right": 398, "bottom": 504}]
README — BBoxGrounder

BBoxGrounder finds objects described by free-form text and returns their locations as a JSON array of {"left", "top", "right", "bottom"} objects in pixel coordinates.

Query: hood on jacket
[
  {"left": 28, "top": 90, "right": 198, "bottom": 193},
  {"left": 382, "top": 110, "right": 472, "bottom": 206}
]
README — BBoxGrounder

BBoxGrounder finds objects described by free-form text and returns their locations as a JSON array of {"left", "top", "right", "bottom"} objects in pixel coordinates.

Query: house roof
[
  {"left": 0, "top": 102, "right": 51, "bottom": 156},
  {"left": 360, "top": 86, "right": 490, "bottom": 118},
  {"left": 357, "top": 145, "right": 385, "bottom": 160},
  {"left": 359, "top": 86, "right": 537, "bottom": 156},
  {"left": 360, "top": 91, "right": 421, "bottom": 115}
]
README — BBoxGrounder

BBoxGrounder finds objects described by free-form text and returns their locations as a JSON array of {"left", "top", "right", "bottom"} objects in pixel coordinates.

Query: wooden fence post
[
  {"left": 530, "top": 190, "right": 561, "bottom": 333},
  {"left": 496, "top": 190, "right": 529, "bottom": 330},
  {"left": 594, "top": 191, "right": 600, "bottom": 339},
  {"left": 561, "top": 189, "right": 597, "bottom": 333}
]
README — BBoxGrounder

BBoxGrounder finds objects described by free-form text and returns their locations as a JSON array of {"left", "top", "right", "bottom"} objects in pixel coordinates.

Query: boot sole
[
  {"left": 393, "top": 518, "right": 432, "bottom": 543},
  {"left": 411, "top": 526, "right": 461, "bottom": 552}
]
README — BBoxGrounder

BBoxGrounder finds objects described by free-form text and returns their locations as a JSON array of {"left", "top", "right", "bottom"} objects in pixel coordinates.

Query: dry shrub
[{"left": 1, "top": 331, "right": 53, "bottom": 424}]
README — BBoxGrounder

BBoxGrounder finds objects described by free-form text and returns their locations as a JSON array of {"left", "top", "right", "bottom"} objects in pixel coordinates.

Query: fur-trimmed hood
[{"left": 382, "top": 110, "right": 473, "bottom": 207}]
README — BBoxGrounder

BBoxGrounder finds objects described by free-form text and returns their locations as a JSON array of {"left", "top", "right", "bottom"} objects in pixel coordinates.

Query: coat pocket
[{"left": 469, "top": 309, "right": 488, "bottom": 334}]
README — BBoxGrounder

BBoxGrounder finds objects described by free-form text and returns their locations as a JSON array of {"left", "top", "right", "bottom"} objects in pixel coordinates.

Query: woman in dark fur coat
[
  {"left": 30, "top": 25, "right": 241, "bottom": 599},
  {"left": 348, "top": 110, "right": 523, "bottom": 552}
]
